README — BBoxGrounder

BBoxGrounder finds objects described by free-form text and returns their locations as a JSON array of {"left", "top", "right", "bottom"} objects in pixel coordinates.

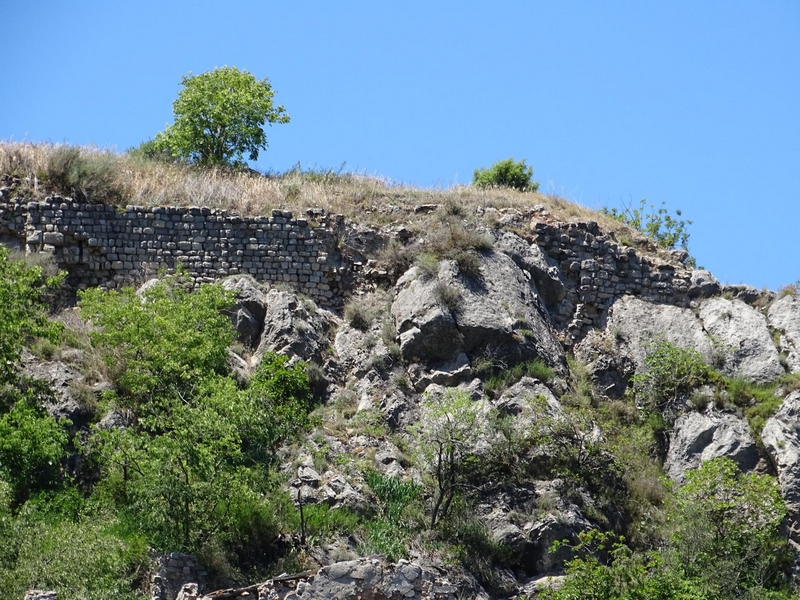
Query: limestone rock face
[
  {"left": 762, "top": 391, "right": 800, "bottom": 540},
  {"left": 197, "top": 558, "right": 488, "bottom": 600},
  {"left": 573, "top": 329, "right": 636, "bottom": 398},
  {"left": 253, "top": 289, "right": 331, "bottom": 366},
  {"left": 493, "top": 230, "right": 566, "bottom": 307},
  {"left": 391, "top": 253, "right": 564, "bottom": 372},
  {"left": 20, "top": 352, "right": 94, "bottom": 427},
  {"left": 334, "top": 322, "right": 396, "bottom": 379},
  {"left": 605, "top": 296, "right": 714, "bottom": 371},
  {"left": 698, "top": 297, "right": 784, "bottom": 384},
  {"left": 392, "top": 266, "right": 463, "bottom": 363},
  {"left": 665, "top": 410, "right": 760, "bottom": 483},
  {"left": 768, "top": 294, "right": 800, "bottom": 374},
  {"left": 222, "top": 275, "right": 267, "bottom": 348},
  {"left": 688, "top": 269, "right": 721, "bottom": 299}
]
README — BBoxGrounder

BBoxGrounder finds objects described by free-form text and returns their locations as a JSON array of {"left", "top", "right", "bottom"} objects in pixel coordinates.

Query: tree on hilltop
[{"left": 153, "top": 66, "right": 290, "bottom": 168}]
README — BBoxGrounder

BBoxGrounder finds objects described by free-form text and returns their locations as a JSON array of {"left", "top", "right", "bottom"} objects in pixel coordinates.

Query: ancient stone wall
[
  {"left": 530, "top": 219, "right": 692, "bottom": 343},
  {"left": 0, "top": 197, "right": 350, "bottom": 306},
  {"left": 0, "top": 197, "right": 695, "bottom": 331}
]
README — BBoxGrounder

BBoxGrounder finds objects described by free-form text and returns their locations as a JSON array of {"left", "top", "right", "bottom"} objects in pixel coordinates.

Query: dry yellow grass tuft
[{"left": 0, "top": 141, "right": 647, "bottom": 242}]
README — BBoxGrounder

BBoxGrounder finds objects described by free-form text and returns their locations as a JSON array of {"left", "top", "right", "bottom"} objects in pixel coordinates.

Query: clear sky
[{"left": 2, "top": 1, "right": 798, "bottom": 290}]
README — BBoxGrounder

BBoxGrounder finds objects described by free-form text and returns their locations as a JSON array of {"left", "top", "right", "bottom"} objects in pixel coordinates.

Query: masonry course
[
  {"left": 0, "top": 196, "right": 350, "bottom": 306},
  {"left": 0, "top": 197, "right": 693, "bottom": 340}
]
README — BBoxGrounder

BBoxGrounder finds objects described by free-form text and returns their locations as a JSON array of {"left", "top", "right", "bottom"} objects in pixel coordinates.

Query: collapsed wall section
[
  {"left": 0, "top": 197, "right": 350, "bottom": 306},
  {"left": 530, "top": 219, "right": 692, "bottom": 343}
]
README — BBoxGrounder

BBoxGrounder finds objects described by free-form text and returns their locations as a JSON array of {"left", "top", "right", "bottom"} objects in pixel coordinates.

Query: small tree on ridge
[{"left": 154, "top": 66, "right": 290, "bottom": 168}]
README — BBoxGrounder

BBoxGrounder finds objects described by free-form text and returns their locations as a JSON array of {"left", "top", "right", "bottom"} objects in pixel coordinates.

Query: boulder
[
  {"left": 391, "top": 254, "right": 564, "bottom": 372},
  {"left": 688, "top": 269, "right": 721, "bottom": 299},
  {"left": 450, "top": 252, "right": 563, "bottom": 369},
  {"left": 20, "top": 354, "right": 94, "bottom": 427},
  {"left": 392, "top": 266, "right": 463, "bottom": 363},
  {"left": 699, "top": 297, "right": 784, "bottom": 384},
  {"left": 605, "top": 296, "right": 714, "bottom": 372},
  {"left": 768, "top": 294, "right": 800, "bottom": 374},
  {"left": 762, "top": 391, "right": 800, "bottom": 541},
  {"left": 573, "top": 329, "right": 636, "bottom": 398},
  {"left": 493, "top": 230, "right": 566, "bottom": 307},
  {"left": 222, "top": 276, "right": 267, "bottom": 347},
  {"left": 252, "top": 289, "right": 331, "bottom": 366},
  {"left": 665, "top": 410, "right": 760, "bottom": 483}
]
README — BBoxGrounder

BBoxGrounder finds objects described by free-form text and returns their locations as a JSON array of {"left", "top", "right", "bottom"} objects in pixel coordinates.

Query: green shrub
[
  {"left": 632, "top": 339, "right": 708, "bottom": 417},
  {"left": 602, "top": 198, "right": 693, "bottom": 252},
  {"left": 77, "top": 278, "right": 236, "bottom": 410},
  {"left": 0, "top": 247, "right": 64, "bottom": 387},
  {"left": 411, "top": 390, "right": 487, "bottom": 527},
  {"left": 0, "top": 398, "right": 70, "bottom": 506},
  {"left": 473, "top": 158, "right": 538, "bottom": 192}
]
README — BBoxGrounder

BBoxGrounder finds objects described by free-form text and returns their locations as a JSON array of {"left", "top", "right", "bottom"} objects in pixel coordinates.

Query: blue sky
[{"left": 3, "top": 1, "right": 798, "bottom": 290}]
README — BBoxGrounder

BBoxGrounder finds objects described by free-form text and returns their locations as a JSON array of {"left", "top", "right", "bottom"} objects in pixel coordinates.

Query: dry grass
[{"left": 1, "top": 141, "right": 652, "bottom": 244}]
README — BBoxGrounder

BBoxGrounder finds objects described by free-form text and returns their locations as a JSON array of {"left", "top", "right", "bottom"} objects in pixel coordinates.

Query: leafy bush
[
  {"left": 153, "top": 66, "right": 290, "bottom": 168},
  {"left": 0, "top": 247, "right": 64, "bottom": 387},
  {"left": 602, "top": 198, "right": 692, "bottom": 251},
  {"left": 544, "top": 458, "right": 795, "bottom": 600},
  {"left": 411, "top": 390, "right": 487, "bottom": 527},
  {"left": 0, "top": 398, "right": 69, "bottom": 506},
  {"left": 78, "top": 278, "right": 235, "bottom": 410},
  {"left": 473, "top": 158, "right": 539, "bottom": 192},
  {"left": 671, "top": 458, "right": 793, "bottom": 598},
  {"left": 632, "top": 339, "right": 708, "bottom": 418}
]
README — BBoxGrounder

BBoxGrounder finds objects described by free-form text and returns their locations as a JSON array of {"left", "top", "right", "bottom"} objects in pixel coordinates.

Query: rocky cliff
[{"left": 5, "top": 172, "right": 800, "bottom": 599}]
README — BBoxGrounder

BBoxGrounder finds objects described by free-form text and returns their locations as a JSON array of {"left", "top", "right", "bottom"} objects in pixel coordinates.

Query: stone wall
[
  {"left": 0, "top": 197, "right": 350, "bottom": 306},
  {"left": 530, "top": 219, "right": 692, "bottom": 344},
  {"left": 150, "top": 551, "right": 207, "bottom": 600},
  {"left": 0, "top": 197, "right": 696, "bottom": 337}
]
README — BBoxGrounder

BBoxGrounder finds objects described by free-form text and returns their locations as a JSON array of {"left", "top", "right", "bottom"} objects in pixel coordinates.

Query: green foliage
[
  {"left": 359, "top": 472, "right": 420, "bottom": 562},
  {"left": 602, "top": 198, "right": 692, "bottom": 251},
  {"left": 0, "top": 399, "right": 70, "bottom": 506},
  {"left": 365, "top": 471, "right": 419, "bottom": 523},
  {"left": 482, "top": 357, "right": 555, "bottom": 398},
  {"left": 410, "top": 390, "right": 487, "bottom": 527},
  {"left": 671, "top": 458, "right": 792, "bottom": 599},
  {"left": 78, "top": 278, "right": 235, "bottom": 410},
  {"left": 473, "top": 158, "right": 539, "bottom": 192},
  {"left": 632, "top": 340, "right": 708, "bottom": 417},
  {"left": 541, "top": 530, "right": 705, "bottom": 600},
  {"left": 546, "top": 460, "right": 793, "bottom": 600},
  {"left": 0, "top": 247, "right": 64, "bottom": 387},
  {"left": 153, "top": 66, "right": 290, "bottom": 168},
  {"left": 0, "top": 503, "right": 148, "bottom": 600}
]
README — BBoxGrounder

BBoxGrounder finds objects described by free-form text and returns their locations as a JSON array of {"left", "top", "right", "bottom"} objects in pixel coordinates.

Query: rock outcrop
[
  {"left": 698, "top": 297, "right": 783, "bottom": 384},
  {"left": 605, "top": 296, "right": 714, "bottom": 370},
  {"left": 392, "top": 253, "right": 564, "bottom": 377},
  {"left": 193, "top": 558, "right": 487, "bottom": 600},
  {"left": 253, "top": 289, "right": 333, "bottom": 366},
  {"left": 769, "top": 294, "right": 800, "bottom": 374},
  {"left": 665, "top": 410, "right": 760, "bottom": 483},
  {"left": 762, "top": 391, "right": 800, "bottom": 541}
]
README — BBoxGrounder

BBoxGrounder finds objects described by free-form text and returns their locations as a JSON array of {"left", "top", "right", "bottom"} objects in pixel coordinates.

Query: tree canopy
[{"left": 154, "top": 66, "right": 290, "bottom": 168}]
